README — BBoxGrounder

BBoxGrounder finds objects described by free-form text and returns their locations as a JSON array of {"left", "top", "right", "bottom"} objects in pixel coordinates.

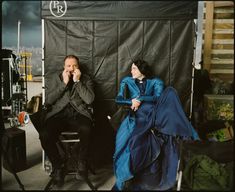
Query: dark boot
[
  {"left": 123, "top": 179, "right": 133, "bottom": 190},
  {"left": 77, "top": 160, "right": 88, "bottom": 177},
  {"left": 50, "top": 164, "right": 66, "bottom": 187}
]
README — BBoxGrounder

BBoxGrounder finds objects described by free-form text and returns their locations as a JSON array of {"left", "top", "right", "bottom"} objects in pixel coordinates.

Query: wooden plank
[
  {"left": 212, "top": 33, "right": 234, "bottom": 39},
  {"left": 202, "top": 19, "right": 234, "bottom": 24},
  {"left": 212, "top": 54, "right": 234, "bottom": 59},
  {"left": 212, "top": 39, "right": 234, "bottom": 44},
  {"left": 214, "top": 8, "right": 234, "bottom": 13},
  {"left": 203, "top": 1, "right": 214, "bottom": 71},
  {"left": 210, "top": 69, "right": 234, "bottom": 74},
  {"left": 214, "top": 13, "right": 234, "bottom": 19},
  {"left": 214, "top": 1, "right": 234, "bottom": 8},
  {"left": 212, "top": 29, "right": 234, "bottom": 34},
  {"left": 203, "top": 23, "right": 234, "bottom": 29},
  {"left": 211, "top": 64, "right": 234, "bottom": 69},
  {"left": 205, "top": 7, "right": 234, "bottom": 13},
  {"left": 213, "top": 19, "right": 234, "bottom": 23},
  {"left": 203, "top": 12, "right": 234, "bottom": 19},
  {"left": 213, "top": 23, "right": 234, "bottom": 29},
  {"left": 211, "top": 49, "right": 234, "bottom": 54},
  {"left": 212, "top": 44, "right": 234, "bottom": 49},
  {"left": 202, "top": 34, "right": 234, "bottom": 40},
  {"left": 211, "top": 59, "right": 234, "bottom": 64}
]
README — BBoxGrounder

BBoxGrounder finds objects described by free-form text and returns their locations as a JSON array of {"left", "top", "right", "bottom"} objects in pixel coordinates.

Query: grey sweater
[{"left": 45, "top": 72, "right": 95, "bottom": 120}]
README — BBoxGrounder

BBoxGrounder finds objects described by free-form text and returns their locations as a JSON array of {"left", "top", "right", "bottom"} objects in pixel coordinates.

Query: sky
[{"left": 2, "top": 1, "right": 41, "bottom": 47}]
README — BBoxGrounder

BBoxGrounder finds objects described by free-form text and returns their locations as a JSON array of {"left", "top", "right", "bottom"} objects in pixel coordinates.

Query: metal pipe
[
  {"left": 41, "top": 18, "right": 45, "bottom": 170},
  {"left": 189, "top": 1, "right": 204, "bottom": 120},
  {"left": 17, "top": 20, "right": 21, "bottom": 55}
]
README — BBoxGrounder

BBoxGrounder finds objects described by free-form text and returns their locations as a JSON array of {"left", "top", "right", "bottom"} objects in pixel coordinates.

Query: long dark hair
[{"left": 133, "top": 59, "right": 152, "bottom": 78}]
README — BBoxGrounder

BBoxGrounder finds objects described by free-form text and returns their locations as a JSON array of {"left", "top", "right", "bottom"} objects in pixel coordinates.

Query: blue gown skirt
[{"left": 113, "top": 87, "right": 199, "bottom": 190}]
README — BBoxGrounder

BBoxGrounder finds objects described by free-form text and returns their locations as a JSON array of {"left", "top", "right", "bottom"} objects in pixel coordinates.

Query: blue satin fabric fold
[
  {"left": 113, "top": 80, "right": 199, "bottom": 190},
  {"left": 154, "top": 87, "right": 199, "bottom": 139},
  {"left": 113, "top": 115, "right": 135, "bottom": 189}
]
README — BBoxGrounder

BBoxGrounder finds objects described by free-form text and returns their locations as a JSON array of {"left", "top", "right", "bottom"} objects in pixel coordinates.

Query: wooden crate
[
  {"left": 203, "top": 94, "right": 234, "bottom": 121},
  {"left": 202, "top": 1, "right": 234, "bottom": 81}
]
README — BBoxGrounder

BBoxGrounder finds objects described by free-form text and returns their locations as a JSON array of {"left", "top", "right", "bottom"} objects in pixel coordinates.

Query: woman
[{"left": 112, "top": 59, "right": 199, "bottom": 190}]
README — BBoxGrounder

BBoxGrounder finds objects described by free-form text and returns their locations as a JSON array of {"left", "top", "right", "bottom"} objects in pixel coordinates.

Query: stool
[{"left": 44, "top": 131, "right": 97, "bottom": 190}]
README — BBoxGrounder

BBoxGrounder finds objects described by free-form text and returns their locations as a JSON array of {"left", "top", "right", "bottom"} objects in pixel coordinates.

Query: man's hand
[
  {"left": 131, "top": 98, "right": 141, "bottom": 111},
  {"left": 62, "top": 69, "right": 71, "bottom": 85},
  {"left": 72, "top": 68, "right": 81, "bottom": 82}
]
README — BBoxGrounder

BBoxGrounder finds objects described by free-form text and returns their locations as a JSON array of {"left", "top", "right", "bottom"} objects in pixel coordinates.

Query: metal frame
[
  {"left": 2, "top": 58, "right": 13, "bottom": 103},
  {"left": 41, "top": 2, "right": 202, "bottom": 174},
  {"left": 41, "top": 18, "right": 46, "bottom": 170},
  {"left": 189, "top": 1, "right": 204, "bottom": 120},
  {"left": 177, "top": 1, "right": 204, "bottom": 190}
]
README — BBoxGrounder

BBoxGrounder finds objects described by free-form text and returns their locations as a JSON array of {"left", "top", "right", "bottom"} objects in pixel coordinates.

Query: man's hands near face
[
  {"left": 72, "top": 68, "right": 81, "bottom": 82},
  {"left": 62, "top": 68, "right": 81, "bottom": 85},
  {"left": 62, "top": 69, "right": 71, "bottom": 85}
]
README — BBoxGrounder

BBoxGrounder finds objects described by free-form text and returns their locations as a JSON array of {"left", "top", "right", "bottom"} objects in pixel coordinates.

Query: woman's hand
[{"left": 131, "top": 98, "right": 141, "bottom": 111}]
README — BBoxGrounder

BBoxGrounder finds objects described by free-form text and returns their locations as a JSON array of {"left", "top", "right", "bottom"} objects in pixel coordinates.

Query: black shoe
[
  {"left": 123, "top": 179, "right": 133, "bottom": 190},
  {"left": 77, "top": 160, "right": 88, "bottom": 177},
  {"left": 50, "top": 165, "right": 65, "bottom": 187}
]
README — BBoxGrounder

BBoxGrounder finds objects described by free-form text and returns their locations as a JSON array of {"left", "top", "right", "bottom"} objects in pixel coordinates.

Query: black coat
[
  {"left": 30, "top": 72, "right": 95, "bottom": 133},
  {"left": 45, "top": 72, "right": 95, "bottom": 120}
]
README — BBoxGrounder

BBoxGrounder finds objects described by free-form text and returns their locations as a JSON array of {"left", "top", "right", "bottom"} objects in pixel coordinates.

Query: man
[{"left": 39, "top": 55, "right": 95, "bottom": 186}]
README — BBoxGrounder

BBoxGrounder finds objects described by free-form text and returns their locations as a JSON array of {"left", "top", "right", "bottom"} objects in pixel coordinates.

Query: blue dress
[{"left": 113, "top": 76, "right": 199, "bottom": 190}]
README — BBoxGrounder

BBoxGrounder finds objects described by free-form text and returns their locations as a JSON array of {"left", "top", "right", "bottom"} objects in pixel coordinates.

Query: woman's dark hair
[
  {"left": 64, "top": 54, "right": 80, "bottom": 65},
  {"left": 133, "top": 59, "right": 152, "bottom": 78}
]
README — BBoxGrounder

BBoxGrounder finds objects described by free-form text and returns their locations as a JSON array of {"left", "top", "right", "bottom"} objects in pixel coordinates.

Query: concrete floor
[{"left": 1, "top": 118, "right": 115, "bottom": 191}]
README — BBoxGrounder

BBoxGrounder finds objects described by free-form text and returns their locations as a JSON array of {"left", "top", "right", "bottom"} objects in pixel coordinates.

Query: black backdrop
[{"left": 41, "top": 1, "right": 198, "bottom": 166}]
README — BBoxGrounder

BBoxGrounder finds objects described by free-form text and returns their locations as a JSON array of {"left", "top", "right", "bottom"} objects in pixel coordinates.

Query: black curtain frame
[{"left": 41, "top": 1, "right": 198, "bottom": 165}]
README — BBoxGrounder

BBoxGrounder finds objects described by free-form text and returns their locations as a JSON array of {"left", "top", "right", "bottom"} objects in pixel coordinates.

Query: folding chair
[
  {"left": 44, "top": 131, "right": 97, "bottom": 191},
  {"left": 43, "top": 105, "right": 97, "bottom": 191},
  {"left": 176, "top": 140, "right": 234, "bottom": 191}
]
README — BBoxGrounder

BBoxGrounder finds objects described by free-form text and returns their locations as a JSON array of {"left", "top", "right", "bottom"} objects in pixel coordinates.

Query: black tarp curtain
[{"left": 41, "top": 1, "right": 198, "bottom": 165}]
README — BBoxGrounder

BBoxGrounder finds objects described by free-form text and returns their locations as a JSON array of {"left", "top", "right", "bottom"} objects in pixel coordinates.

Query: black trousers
[{"left": 39, "top": 111, "right": 92, "bottom": 168}]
